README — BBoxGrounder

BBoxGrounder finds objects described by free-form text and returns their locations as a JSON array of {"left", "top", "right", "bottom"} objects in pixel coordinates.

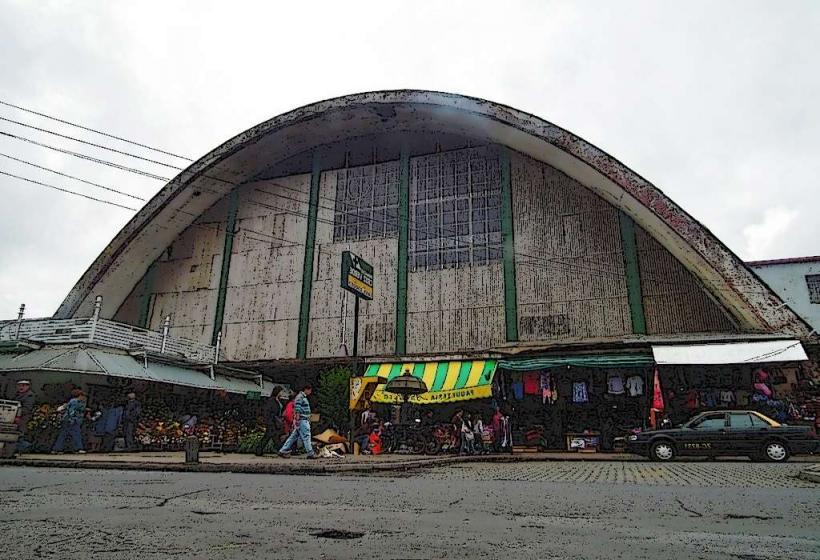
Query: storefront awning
[
  {"left": 652, "top": 340, "right": 808, "bottom": 365},
  {"left": 364, "top": 360, "right": 497, "bottom": 404},
  {"left": 0, "top": 346, "right": 273, "bottom": 395},
  {"left": 498, "top": 353, "right": 654, "bottom": 370}
]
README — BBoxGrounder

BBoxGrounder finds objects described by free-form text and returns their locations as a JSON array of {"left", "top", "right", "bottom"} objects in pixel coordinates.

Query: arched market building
[{"left": 2, "top": 90, "right": 818, "bottom": 453}]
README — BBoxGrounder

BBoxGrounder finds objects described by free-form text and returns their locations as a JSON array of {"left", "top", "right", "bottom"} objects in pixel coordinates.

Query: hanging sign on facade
[{"left": 340, "top": 250, "right": 374, "bottom": 300}]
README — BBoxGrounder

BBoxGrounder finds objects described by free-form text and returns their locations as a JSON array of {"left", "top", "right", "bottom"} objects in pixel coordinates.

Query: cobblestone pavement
[{"left": 421, "top": 460, "right": 816, "bottom": 488}]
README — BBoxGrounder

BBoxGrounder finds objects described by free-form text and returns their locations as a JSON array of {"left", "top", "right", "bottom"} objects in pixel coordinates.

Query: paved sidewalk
[{"left": 1, "top": 450, "right": 818, "bottom": 475}]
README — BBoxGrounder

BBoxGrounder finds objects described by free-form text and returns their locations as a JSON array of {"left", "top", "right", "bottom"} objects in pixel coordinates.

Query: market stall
[
  {"left": 0, "top": 345, "right": 276, "bottom": 452},
  {"left": 497, "top": 354, "right": 654, "bottom": 452},
  {"left": 651, "top": 340, "right": 816, "bottom": 429}
]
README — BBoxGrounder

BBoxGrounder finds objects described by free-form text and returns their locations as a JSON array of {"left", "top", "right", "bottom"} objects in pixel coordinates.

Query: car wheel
[
  {"left": 762, "top": 440, "right": 790, "bottom": 462},
  {"left": 650, "top": 440, "right": 676, "bottom": 462}
]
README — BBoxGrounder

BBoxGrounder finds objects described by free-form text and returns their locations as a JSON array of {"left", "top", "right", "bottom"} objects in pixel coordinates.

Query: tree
[{"left": 317, "top": 365, "right": 352, "bottom": 430}]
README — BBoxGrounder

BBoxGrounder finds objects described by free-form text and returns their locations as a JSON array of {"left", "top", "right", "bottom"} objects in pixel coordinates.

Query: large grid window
[
  {"left": 807, "top": 274, "right": 820, "bottom": 304},
  {"left": 333, "top": 161, "right": 400, "bottom": 242},
  {"left": 410, "top": 147, "right": 502, "bottom": 271}
]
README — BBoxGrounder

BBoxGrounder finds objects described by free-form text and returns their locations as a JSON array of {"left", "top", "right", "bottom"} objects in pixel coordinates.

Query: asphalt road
[{"left": 1, "top": 462, "right": 818, "bottom": 560}]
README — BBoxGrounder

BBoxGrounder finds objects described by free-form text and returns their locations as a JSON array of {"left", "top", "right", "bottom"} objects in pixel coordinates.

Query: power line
[
  {"left": 0, "top": 148, "right": 320, "bottom": 251},
  {"left": 0, "top": 151, "right": 146, "bottom": 202},
  {"left": 0, "top": 115, "right": 185, "bottom": 171},
  {"left": 0, "top": 130, "right": 170, "bottom": 181},
  {"left": 0, "top": 98, "right": 193, "bottom": 161},
  {"left": 0, "top": 170, "right": 137, "bottom": 211}
]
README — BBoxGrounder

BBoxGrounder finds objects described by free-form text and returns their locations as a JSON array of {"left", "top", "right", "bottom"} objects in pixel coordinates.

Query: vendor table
[{"left": 565, "top": 432, "right": 601, "bottom": 452}]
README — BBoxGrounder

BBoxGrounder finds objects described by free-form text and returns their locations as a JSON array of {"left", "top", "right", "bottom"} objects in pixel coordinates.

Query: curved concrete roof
[{"left": 54, "top": 90, "right": 810, "bottom": 336}]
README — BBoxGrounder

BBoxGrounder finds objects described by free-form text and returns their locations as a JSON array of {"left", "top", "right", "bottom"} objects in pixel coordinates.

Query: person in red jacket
[{"left": 282, "top": 396, "right": 295, "bottom": 434}]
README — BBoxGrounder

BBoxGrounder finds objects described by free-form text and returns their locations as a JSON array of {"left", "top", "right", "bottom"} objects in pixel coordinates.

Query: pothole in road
[{"left": 311, "top": 529, "right": 365, "bottom": 540}]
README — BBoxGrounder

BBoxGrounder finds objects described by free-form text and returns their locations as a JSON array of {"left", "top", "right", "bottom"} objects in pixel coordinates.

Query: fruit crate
[{"left": 0, "top": 400, "right": 20, "bottom": 424}]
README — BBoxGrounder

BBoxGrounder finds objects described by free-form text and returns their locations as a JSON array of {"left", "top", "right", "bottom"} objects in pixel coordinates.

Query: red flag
[{"left": 652, "top": 368, "right": 664, "bottom": 411}]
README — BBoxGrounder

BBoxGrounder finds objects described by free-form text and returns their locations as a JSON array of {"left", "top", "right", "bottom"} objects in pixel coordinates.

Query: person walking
[
  {"left": 460, "top": 414, "right": 475, "bottom": 455},
  {"left": 97, "top": 401, "right": 123, "bottom": 452},
  {"left": 278, "top": 385, "right": 315, "bottom": 459},
  {"left": 491, "top": 407, "right": 503, "bottom": 453},
  {"left": 123, "top": 392, "right": 142, "bottom": 451},
  {"left": 472, "top": 413, "right": 485, "bottom": 455},
  {"left": 52, "top": 389, "right": 87, "bottom": 453},
  {"left": 256, "top": 387, "right": 285, "bottom": 456},
  {"left": 14, "top": 380, "right": 35, "bottom": 452}
]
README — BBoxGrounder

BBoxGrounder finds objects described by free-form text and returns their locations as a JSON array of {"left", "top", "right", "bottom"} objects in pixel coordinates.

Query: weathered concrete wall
[
  {"left": 636, "top": 226, "right": 737, "bottom": 334},
  {"left": 512, "top": 153, "right": 632, "bottom": 340},
  {"left": 307, "top": 163, "right": 399, "bottom": 358},
  {"left": 113, "top": 145, "right": 743, "bottom": 361},
  {"left": 113, "top": 197, "right": 229, "bottom": 344},
  {"left": 221, "top": 174, "right": 310, "bottom": 361},
  {"left": 406, "top": 263, "right": 506, "bottom": 353}
]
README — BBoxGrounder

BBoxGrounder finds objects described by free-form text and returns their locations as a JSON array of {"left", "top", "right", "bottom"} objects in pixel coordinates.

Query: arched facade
[{"left": 55, "top": 91, "right": 811, "bottom": 363}]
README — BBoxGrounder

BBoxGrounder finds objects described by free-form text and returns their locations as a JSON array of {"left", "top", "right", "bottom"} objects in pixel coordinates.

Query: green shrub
[
  {"left": 317, "top": 365, "right": 353, "bottom": 430},
  {"left": 237, "top": 430, "right": 277, "bottom": 454}
]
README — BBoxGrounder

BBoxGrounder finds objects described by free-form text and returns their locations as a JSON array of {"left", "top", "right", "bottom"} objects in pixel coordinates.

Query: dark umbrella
[
  {"left": 384, "top": 369, "right": 428, "bottom": 404},
  {"left": 384, "top": 368, "right": 429, "bottom": 428}
]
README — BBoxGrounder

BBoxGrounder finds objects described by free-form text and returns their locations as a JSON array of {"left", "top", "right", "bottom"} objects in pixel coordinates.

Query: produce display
[
  {"left": 136, "top": 394, "right": 261, "bottom": 451},
  {"left": 22, "top": 389, "right": 265, "bottom": 452}
]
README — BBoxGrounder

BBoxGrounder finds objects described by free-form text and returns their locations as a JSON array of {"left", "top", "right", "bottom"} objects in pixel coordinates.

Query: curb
[
  {"left": 0, "top": 453, "right": 646, "bottom": 475},
  {"left": 798, "top": 467, "right": 820, "bottom": 484}
]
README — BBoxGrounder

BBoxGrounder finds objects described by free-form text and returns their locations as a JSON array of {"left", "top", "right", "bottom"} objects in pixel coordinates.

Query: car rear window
[
  {"left": 749, "top": 414, "right": 771, "bottom": 428},
  {"left": 729, "top": 413, "right": 754, "bottom": 428}
]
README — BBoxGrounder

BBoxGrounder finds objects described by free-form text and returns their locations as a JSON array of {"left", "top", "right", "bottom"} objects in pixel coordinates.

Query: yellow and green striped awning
[{"left": 365, "top": 360, "right": 497, "bottom": 404}]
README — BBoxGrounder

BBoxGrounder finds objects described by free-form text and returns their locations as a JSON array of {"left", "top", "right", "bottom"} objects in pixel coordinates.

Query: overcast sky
[{"left": 1, "top": 1, "right": 818, "bottom": 318}]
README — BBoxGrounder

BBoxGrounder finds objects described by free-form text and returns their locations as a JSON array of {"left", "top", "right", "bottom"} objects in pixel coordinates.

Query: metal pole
[
  {"left": 89, "top": 295, "right": 103, "bottom": 342},
  {"left": 214, "top": 331, "right": 222, "bottom": 365},
  {"left": 92, "top": 295, "right": 103, "bottom": 319},
  {"left": 160, "top": 315, "right": 171, "bottom": 353},
  {"left": 352, "top": 296, "right": 360, "bottom": 357},
  {"left": 15, "top": 303, "right": 25, "bottom": 340}
]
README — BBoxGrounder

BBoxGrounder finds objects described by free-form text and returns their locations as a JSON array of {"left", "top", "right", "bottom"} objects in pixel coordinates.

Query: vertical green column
[
  {"left": 500, "top": 147, "right": 519, "bottom": 342},
  {"left": 137, "top": 262, "right": 156, "bottom": 328},
  {"left": 211, "top": 188, "right": 240, "bottom": 345},
  {"left": 395, "top": 147, "right": 410, "bottom": 355},
  {"left": 296, "top": 153, "right": 322, "bottom": 359},
  {"left": 618, "top": 211, "right": 647, "bottom": 334}
]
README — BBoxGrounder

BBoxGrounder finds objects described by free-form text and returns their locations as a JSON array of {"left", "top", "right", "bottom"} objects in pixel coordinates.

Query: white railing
[{"left": 0, "top": 304, "right": 217, "bottom": 364}]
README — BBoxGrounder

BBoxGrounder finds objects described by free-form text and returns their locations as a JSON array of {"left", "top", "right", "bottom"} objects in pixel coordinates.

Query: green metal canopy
[{"left": 498, "top": 353, "right": 654, "bottom": 371}]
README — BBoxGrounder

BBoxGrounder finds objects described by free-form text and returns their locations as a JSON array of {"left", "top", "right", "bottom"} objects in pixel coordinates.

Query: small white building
[{"left": 748, "top": 257, "right": 820, "bottom": 333}]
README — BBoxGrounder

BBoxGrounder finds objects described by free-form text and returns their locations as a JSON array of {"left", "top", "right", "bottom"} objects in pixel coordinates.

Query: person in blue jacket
[
  {"left": 278, "top": 385, "right": 316, "bottom": 459},
  {"left": 95, "top": 400, "right": 123, "bottom": 452}
]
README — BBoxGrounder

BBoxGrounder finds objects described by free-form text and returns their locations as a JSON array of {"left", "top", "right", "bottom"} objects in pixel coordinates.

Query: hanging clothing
[
  {"left": 753, "top": 382, "right": 773, "bottom": 398},
  {"left": 702, "top": 390, "right": 719, "bottom": 408},
  {"left": 523, "top": 373, "right": 540, "bottom": 395},
  {"left": 625, "top": 375, "right": 644, "bottom": 397},
  {"left": 511, "top": 381, "right": 525, "bottom": 400},
  {"left": 719, "top": 390, "right": 736, "bottom": 405},
  {"left": 607, "top": 374, "right": 625, "bottom": 395},
  {"left": 685, "top": 390, "right": 699, "bottom": 411},
  {"left": 572, "top": 381, "right": 589, "bottom": 403},
  {"left": 540, "top": 372, "right": 557, "bottom": 404}
]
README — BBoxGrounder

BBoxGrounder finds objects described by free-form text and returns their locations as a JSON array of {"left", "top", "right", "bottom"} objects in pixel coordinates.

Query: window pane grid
[
  {"left": 409, "top": 147, "right": 503, "bottom": 272},
  {"left": 333, "top": 161, "right": 400, "bottom": 242},
  {"left": 806, "top": 274, "right": 820, "bottom": 304}
]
